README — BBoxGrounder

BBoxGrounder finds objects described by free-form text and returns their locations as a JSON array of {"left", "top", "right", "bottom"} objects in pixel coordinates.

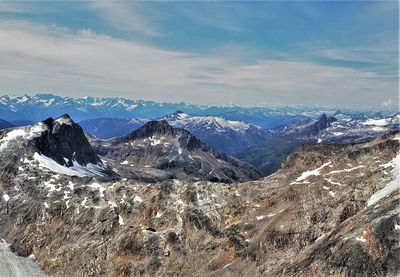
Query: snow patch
[
  {"left": 88, "top": 183, "right": 106, "bottom": 198},
  {"left": 292, "top": 161, "right": 332, "bottom": 184},
  {"left": 34, "top": 152, "right": 106, "bottom": 177},
  {"left": 133, "top": 195, "right": 143, "bottom": 203},
  {"left": 355, "top": 236, "right": 366, "bottom": 242},
  {"left": 367, "top": 154, "right": 400, "bottom": 206},
  {"left": 155, "top": 211, "right": 163, "bottom": 218},
  {"left": 118, "top": 215, "right": 124, "bottom": 225},
  {"left": 324, "top": 178, "right": 344, "bottom": 186},
  {"left": 55, "top": 116, "right": 73, "bottom": 125},
  {"left": 361, "top": 118, "right": 390, "bottom": 126},
  {"left": 0, "top": 129, "right": 26, "bottom": 150},
  {"left": 325, "top": 165, "right": 366, "bottom": 175},
  {"left": 2, "top": 194, "right": 10, "bottom": 202}
]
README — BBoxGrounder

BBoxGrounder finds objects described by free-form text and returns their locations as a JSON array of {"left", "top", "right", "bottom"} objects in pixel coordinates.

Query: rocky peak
[
  {"left": 124, "top": 120, "right": 176, "bottom": 140},
  {"left": 316, "top": 113, "right": 336, "bottom": 128},
  {"left": 160, "top": 111, "right": 189, "bottom": 121},
  {"left": 120, "top": 120, "right": 203, "bottom": 150},
  {"left": 34, "top": 114, "right": 102, "bottom": 166},
  {"left": 93, "top": 119, "right": 261, "bottom": 183},
  {"left": 301, "top": 114, "right": 337, "bottom": 137}
]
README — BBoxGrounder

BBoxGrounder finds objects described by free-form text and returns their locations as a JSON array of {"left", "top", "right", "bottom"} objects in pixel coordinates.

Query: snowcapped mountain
[
  {"left": 237, "top": 113, "right": 400, "bottom": 175},
  {"left": 92, "top": 120, "right": 262, "bottom": 183},
  {"left": 0, "top": 114, "right": 114, "bottom": 178},
  {"left": 78, "top": 112, "right": 272, "bottom": 154},
  {"left": 79, "top": 117, "right": 147, "bottom": 139},
  {"left": 316, "top": 113, "right": 399, "bottom": 144},
  {"left": 0, "top": 93, "right": 374, "bottom": 128},
  {"left": 279, "top": 114, "right": 337, "bottom": 138},
  {"left": 161, "top": 111, "right": 272, "bottom": 154},
  {"left": 279, "top": 113, "right": 400, "bottom": 144}
]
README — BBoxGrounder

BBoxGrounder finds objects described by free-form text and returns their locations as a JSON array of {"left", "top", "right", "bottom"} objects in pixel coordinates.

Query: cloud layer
[{"left": 0, "top": 0, "right": 398, "bottom": 110}]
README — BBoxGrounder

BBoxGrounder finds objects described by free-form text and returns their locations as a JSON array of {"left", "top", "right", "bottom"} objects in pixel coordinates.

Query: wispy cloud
[
  {"left": 176, "top": 3, "right": 246, "bottom": 33},
  {"left": 0, "top": 20, "right": 397, "bottom": 110},
  {"left": 89, "top": 1, "right": 161, "bottom": 36}
]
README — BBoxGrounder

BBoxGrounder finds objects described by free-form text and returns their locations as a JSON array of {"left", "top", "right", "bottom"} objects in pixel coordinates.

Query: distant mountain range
[
  {"left": 1, "top": 93, "right": 394, "bottom": 128},
  {"left": 1, "top": 93, "right": 398, "bottom": 177},
  {"left": 236, "top": 113, "right": 400, "bottom": 174}
]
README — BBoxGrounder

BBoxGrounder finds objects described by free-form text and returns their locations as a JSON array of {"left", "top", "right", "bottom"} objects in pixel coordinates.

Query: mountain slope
[
  {"left": 0, "top": 131, "right": 398, "bottom": 276},
  {"left": 92, "top": 120, "right": 262, "bottom": 183},
  {"left": 237, "top": 113, "right": 400, "bottom": 175},
  {"left": 79, "top": 117, "right": 146, "bottom": 139},
  {"left": 0, "top": 119, "right": 14, "bottom": 130},
  {"left": 0, "top": 114, "right": 114, "bottom": 179},
  {"left": 161, "top": 111, "right": 272, "bottom": 154},
  {"left": 281, "top": 113, "right": 337, "bottom": 138}
]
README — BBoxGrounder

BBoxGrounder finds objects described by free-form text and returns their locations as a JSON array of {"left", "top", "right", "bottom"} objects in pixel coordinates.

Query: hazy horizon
[{"left": 1, "top": 92, "right": 399, "bottom": 113}]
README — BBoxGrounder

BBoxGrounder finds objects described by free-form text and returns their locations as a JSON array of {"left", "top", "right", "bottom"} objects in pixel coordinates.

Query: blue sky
[{"left": 0, "top": 1, "right": 398, "bottom": 110}]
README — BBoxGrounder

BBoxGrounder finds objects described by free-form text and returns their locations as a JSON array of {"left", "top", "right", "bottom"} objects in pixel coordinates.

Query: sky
[{"left": 0, "top": 1, "right": 398, "bottom": 110}]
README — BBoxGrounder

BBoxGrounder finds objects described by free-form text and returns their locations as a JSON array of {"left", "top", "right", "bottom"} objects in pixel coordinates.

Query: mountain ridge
[
  {"left": 0, "top": 129, "right": 398, "bottom": 276},
  {"left": 93, "top": 120, "right": 262, "bottom": 183},
  {"left": 2, "top": 93, "right": 395, "bottom": 128}
]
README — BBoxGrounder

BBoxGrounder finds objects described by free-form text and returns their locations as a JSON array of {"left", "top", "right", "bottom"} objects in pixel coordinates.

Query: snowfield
[
  {"left": 33, "top": 152, "right": 107, "bottom": 177},
  {"left": 367, "top": 154, "right": 400, "bottom": 206}
]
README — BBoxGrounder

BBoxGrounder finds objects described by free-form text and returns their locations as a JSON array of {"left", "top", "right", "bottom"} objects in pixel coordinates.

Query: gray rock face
[
  {"left": 93, "top": 120, "right": 262, "bottom": 183},
  {"left": 0, "top": 130, "right": 398, "bottom": 276}
]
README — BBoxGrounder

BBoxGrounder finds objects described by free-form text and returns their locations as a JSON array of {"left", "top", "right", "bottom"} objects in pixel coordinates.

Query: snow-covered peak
[
  {"left": 165, "top": 112, "right": 259, "bottom": 134},
  {"left": 55, "top": 114, "right": 74, "bottom": 125},
  {"left": 175, "top": 111, "right": 190, "bottom": 119}
]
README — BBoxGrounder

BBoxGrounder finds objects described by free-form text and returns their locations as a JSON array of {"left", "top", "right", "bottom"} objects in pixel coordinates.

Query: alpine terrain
[
  {"left": 0, "top": 112, "right": 398, "bottom": 276},
  {"left": 92, "top": 120, "right": 262, "bottom": 183},
  {"left": 237, "top": 113, "right": 400, "bottom": 175}
]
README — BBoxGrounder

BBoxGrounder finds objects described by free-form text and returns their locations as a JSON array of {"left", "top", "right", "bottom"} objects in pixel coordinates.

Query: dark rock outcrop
[{"left": 34, "top": 114, "right": 102, "bottom": 166}]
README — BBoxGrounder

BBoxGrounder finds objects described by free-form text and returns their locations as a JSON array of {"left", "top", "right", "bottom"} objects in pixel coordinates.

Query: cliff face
[{"left": 0, "top": 132, "right": 399, "bottom": 276}]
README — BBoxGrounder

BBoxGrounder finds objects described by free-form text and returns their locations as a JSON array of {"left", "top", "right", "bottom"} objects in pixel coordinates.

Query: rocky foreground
[
  {"left": 0, "top": 241, "right": 44, "bottom": 277},
  {"left": 0, "top": 126, "right": 399, "bottom": 276}
]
